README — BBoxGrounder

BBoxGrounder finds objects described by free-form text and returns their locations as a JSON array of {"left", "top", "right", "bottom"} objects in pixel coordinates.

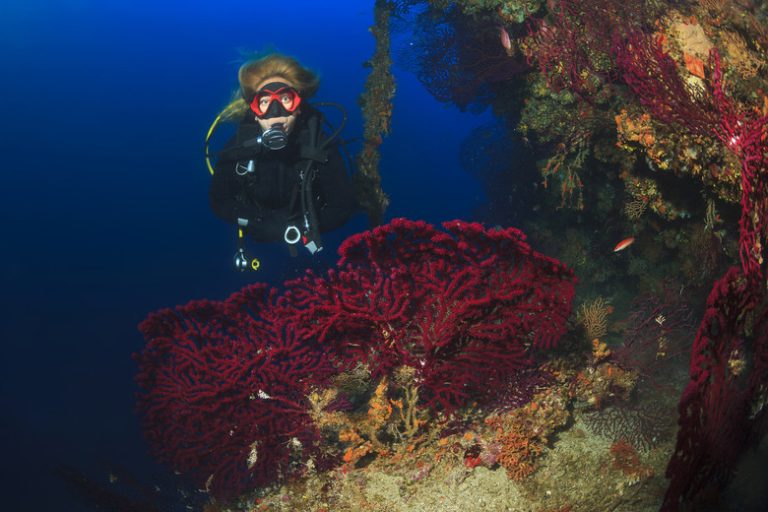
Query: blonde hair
[
  {"left": 239, "top": 53, "right": 320, "bottom": 99},
  {"left": 219, "top": 53, "right": 320, "bottom": 121}
]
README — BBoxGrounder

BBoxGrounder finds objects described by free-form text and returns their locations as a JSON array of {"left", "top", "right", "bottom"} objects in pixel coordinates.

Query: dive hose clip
[
  {"left": 233, "top": 220, "right": 261, "bottom": 272},
  {"left": 284, "top": 224, "right": 323, "bottom": 254},
  {"left": 234, "top": 247, "right": 250, "bottom": 271}
]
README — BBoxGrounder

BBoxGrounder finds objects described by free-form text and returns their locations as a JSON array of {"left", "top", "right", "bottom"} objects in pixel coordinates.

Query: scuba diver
[{"left": 207, "top": 53, "right": 359, "bottom": 270}]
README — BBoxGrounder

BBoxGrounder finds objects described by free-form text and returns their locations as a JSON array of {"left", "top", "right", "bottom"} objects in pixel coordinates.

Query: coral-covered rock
[{"left": 135, "top": 219, "right": 576, "bottom": 498}]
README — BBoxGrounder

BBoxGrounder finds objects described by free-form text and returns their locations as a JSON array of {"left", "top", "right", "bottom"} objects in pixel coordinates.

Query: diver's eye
[
  {"left": 280, "top": 94, "right": 293, "bottom": 106},
  {"left": 259, "top": 97, "right": 271, "bottom": 109}
]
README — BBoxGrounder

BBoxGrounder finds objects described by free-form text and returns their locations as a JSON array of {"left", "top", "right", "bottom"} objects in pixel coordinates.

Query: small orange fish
[
  {"left": 613, "top": 237, "right": 635, "bottom": 252},
  {"left": 499, "top": 27, "right": 513, "bottom": 56}
]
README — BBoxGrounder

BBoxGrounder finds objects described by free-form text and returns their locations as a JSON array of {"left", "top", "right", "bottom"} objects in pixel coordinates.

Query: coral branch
[
  {"left": 662, "top": 268, "right": 768, "bottom": 510},
  {"left": 134, "top": 285, "right": 334, "bottom": 499}
]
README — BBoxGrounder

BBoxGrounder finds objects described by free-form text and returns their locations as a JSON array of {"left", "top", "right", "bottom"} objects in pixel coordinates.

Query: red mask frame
[{"left": 249, "top": 84, "right": 302, "bottom": 117}]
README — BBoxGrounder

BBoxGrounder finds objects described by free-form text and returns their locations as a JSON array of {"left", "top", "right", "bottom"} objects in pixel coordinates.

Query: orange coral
[
  {"left": 342, "top": 442, "right": 372, "bottom": 465},
  {"left": 488, "top": 389, "right": 571, "bottom": 480},
  {"left": 591, "top": 338, "right": 612, "bottom": 364},
  {"left": 615, "top": 109, "right": 656, "bottom": 150},
  {"left": 367, "top": 379, "right": 392, "bottom": 423},
  {"left": 497, "top": 429, "right": 543, "bottom": 481},
  {"left": 339, "top": 429, "right": 363, "bottom": 445}
]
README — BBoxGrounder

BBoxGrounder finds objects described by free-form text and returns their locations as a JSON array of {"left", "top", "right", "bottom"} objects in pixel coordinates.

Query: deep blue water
[{"left": 1, "top": 1, "right": 491, "bottom": 509}]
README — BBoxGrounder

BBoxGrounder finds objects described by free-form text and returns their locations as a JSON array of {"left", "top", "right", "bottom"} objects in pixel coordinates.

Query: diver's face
[{"left": 254, "top": 77, "right": 300, "bottom": 134}]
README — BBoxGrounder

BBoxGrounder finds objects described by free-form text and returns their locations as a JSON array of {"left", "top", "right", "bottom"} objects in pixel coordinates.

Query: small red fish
[
  {"left": 499, "top": 27, "right": 513, "bottom": 56},
  {"left": 613, "top": 237, "right": 635, "bottom": 252}
]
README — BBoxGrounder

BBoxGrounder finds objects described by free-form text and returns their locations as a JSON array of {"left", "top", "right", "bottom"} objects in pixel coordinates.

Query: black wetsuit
[{"left": 209, "top": 107, "right": 358, "bottom": 242}]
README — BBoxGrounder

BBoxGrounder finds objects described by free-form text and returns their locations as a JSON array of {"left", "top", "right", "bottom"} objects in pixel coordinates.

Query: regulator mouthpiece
[{"left": 258, "top": 123, "right": 288, "bottom": 150}]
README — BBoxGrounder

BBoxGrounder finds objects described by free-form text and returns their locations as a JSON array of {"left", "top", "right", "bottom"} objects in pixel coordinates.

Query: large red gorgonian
[{"left": 135, "top": 219, "right": 576, "bottom": 498}]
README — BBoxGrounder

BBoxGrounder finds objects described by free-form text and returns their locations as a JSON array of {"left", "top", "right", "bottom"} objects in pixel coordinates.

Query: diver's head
[{"left": 238, "top": 53, "right": 320, "bottom": 142}]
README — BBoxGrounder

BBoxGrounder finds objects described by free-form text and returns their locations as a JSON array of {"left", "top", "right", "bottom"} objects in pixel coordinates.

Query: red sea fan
[
  {"left": 135, "top": 218, "right": 576, "bottom": 498},
  {"left": 282, "top": 218, "right": 576, "bottom": 413},
  {"left": 662, "top": 268, "right": 768, "bottom": 510},
  {"left": 134, "top": 284, "right": 334, "bottom": 500}
]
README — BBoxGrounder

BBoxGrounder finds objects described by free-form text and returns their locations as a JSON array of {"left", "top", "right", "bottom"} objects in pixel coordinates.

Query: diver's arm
[{"left": 314, "top": 145, "right": 359, "bottom": 232}]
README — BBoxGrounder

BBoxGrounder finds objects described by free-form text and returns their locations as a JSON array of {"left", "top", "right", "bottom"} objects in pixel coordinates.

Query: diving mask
[{"left": 249, "top": 81, "right": 302, "bottom": 119}]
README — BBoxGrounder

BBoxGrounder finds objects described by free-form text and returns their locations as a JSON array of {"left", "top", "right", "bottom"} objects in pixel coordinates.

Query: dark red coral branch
[
  {"left": 662, "top": 268, "right": 768, "bottom": 510},
  {"left": 134, "top": 285, "right": 334, "bottom": 499},
  {"left": 612, "top": 282, "right": 695, "bottom": 391},
  {"left": 707, "top": 51, "right": 768, "bottom": 280}
]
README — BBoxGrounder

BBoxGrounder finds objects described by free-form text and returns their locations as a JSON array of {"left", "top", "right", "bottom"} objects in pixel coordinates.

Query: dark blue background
[{"left": 1, "top": 1, "right": 490, "bottom": 509}]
